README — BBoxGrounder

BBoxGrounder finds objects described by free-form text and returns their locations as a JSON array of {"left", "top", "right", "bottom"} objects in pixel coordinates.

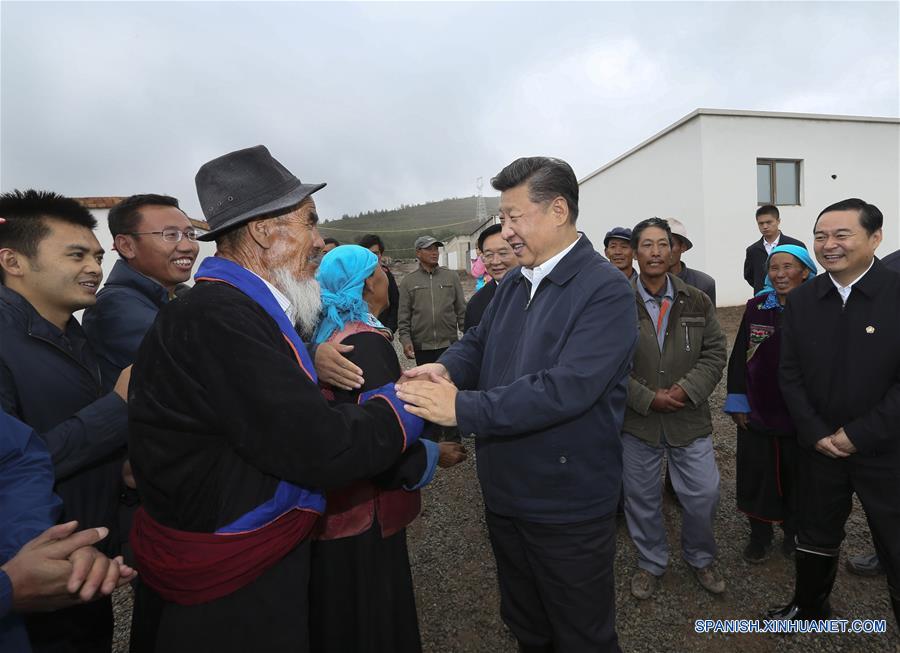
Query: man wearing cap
[
  {"left": 397, "top": 235, "right": 466, "bottom": 365},
  {"left": 666, "top": 218, "right": 716, "bottom": 306},
  {"left": 126, "top": 145, "right": 424, "bottom": 652},
  {"left": 604, "top": 227, "right": 636, "bottom": 280}
]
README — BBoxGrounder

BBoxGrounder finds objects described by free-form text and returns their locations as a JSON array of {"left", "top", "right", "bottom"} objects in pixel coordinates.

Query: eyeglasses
[{"left": 128, "top": 228, "right": 199, "bottom": 242}]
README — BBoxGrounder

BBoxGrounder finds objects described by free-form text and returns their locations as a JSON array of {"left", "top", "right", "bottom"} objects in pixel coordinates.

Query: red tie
[{"left": 657, "top": 298, "right": 671, "bottom": 334}]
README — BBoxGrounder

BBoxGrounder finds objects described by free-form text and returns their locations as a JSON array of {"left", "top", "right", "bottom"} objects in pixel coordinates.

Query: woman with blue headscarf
[
  {"left": 725, "top": 244, "right": 817, "bottom": 565},
  {"left": 308, "top": 245, "right": 466, "bottom": 653}
]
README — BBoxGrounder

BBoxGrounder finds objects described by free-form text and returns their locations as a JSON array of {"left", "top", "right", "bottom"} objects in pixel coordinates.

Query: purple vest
[{"left": 743, "top": 298, "right": 796, "bottom": 435}]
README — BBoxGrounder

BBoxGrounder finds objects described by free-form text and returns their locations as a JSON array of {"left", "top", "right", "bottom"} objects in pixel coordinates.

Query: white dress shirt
[
  {"left": 247, "top": 269, "right": 292, "bottom": 318},
  {"left": 828, "top": 258, "right": 874, "bottom": 306},
  {"left": 520, "top": 235, "right": 581, "bottom": 300},
  {"left": 763, "top": 233, "right": 781, "bottom": 256}
]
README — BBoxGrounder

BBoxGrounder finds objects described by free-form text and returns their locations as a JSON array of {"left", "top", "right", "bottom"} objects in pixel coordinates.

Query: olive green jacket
[
  {"left": 624, "top": 274, "right": 727, "bottom": 447},
  {"left": 397, "top": 265, "right": 466, "bottom": 351}
]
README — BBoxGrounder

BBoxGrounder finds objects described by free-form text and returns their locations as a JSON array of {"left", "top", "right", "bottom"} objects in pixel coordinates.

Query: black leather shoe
[
  {"left": 767, "top": 551, "right": 837, "bottom": 620},
  {"left": 846, "top": 552, "right": 883, "bottom": 577}
]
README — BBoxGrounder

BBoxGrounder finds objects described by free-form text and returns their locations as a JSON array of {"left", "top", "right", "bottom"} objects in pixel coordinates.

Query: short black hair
[
  {"left": 0, "top": 190, "right": 97, "bottom": 282},
  {"left": 490, "top": 157, "right": 579, "bottom": 223},
  {"left": 756, "top": 205, "right": 779, "bottom": 220},
  {"left": 357, "top": 234, "right": 385, "bottom": 253},
  {"left": 477, "top": 224, "right": 502, "bottom": 252},
  {"left": 814, "top": 198, "right": 883, "bottom": 236},
  {"left": 630, "top": 217, "right": 673, "bottom": 250},
  {"left": 323, "top": 237, "right": 340, "bottom": 247},
  {"left": 108, "top": 194, "right": 182, "bottom": 238}
]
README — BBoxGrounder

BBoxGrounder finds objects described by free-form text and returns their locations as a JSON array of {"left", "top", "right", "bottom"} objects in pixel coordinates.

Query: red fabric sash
[{"left": 131, "top": 506, "right": 318, "bottom": 605}]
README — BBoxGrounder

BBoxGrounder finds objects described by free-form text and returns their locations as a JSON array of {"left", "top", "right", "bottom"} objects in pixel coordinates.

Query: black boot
[{"left": 767, "top": 550, "right": 838, "bottom": 620}]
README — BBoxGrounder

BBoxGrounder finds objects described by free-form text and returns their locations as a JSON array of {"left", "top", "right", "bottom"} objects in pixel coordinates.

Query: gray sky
[{"left": 2, "top": 1, "right": 898, "bottom": 221}]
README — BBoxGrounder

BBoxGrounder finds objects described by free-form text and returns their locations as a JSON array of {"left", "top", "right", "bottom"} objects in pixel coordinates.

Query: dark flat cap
[
  {"left": 195, "top": 145, "right": 326, "bottom": 242},
  {"left": 604, "top": 227, "right": 633, "bottom": 247}
]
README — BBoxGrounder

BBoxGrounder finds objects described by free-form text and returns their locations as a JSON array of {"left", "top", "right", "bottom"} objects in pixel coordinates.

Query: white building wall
[
  {"left": 579, "top": 111, "right": 900, "bottom": 307},
  {"left": 578, "top": 118, "right": 704, "bottom": 266},
  {"left": 700, "top": 115, "right": 900, "bottom": 306}
]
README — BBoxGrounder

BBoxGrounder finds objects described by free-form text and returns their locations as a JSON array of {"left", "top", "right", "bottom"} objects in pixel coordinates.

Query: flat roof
[{"left": 579, "top": 108, "right": 900, "bottom": 185}]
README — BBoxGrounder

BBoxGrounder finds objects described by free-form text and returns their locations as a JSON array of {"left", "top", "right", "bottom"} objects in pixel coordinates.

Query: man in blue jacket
[
  {"left": 0, "top": 190, "right": 131, "bottom": 652},
  {"left": 0, "top": 410, "right": 137, "bottom": 652},
  {"left": 83, "top": 194, "right": 199, "bottom": 390},
  {"left": 397, "top": 157, "right": 637, "bottom": 653}
]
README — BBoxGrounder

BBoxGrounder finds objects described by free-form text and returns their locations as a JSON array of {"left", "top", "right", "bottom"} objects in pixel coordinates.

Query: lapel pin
[{"left": 866, "top": 326, "right": 875, "bottom": 334}]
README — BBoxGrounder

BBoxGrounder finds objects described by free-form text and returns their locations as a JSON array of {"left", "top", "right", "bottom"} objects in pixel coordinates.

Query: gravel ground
[{"left": 112, "top": 265, "right": 899, "bottom": 652}]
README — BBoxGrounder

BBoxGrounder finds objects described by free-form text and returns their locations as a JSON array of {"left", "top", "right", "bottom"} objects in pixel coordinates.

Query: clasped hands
[
  {"left": 2, "top": 521, "right": 137, "bottom": 613},
  {"left": 815, "top": 427, "right": 857, "bottom": 459},
  {"left": 650, "top": 384, "right": 689, "bottom": 413},
  {"left": 394, "top": 363, "right": 458, "bottom": 427}
]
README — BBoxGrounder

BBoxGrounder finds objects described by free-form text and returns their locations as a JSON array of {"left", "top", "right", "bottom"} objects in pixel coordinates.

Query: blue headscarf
[
  {"left": 756, "top": 244, "right": 818, "bottom": 308},
  {"left": 313, "top": 245, "right": 381, "bottom": 344}
]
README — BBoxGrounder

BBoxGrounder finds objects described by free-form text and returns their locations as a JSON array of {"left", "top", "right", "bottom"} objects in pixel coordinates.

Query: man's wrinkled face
[
  {"left": 813, "top": 209, "right": 881, "bottom": 282},
  {"left": 499, "top": 183, "right": 559, "bottom": 269},
  {"left": 479, "top": 232, "right": 515, "bottom": 281},
  {"left": 668, "top": 235, "right": 687, "bottom": 269},
  {"left": 267, "top": 197, "right": 325, "bottom": 281},
  {"left": 756, "top": 213, "right": 780, "bottom": 240},
  {"left": 19, "top": 219, "right": 105, "bottom": 313},
  {"left": 123, "top": 205, "right": 199, "bottom": 289},
  {"left": 604, "top": 238, "right": 634, "bottom": 274},
  {"left": 636, "top": 226, "right": 671, "bottom": 279},
  {"left": 416, "top": 244, "right": 440, "bottom": 267}
]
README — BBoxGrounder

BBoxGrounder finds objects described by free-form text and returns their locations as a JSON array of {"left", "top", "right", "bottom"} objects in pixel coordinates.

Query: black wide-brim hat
[{"left": 195, "top": 145, "right": 326, "bottom": 242}]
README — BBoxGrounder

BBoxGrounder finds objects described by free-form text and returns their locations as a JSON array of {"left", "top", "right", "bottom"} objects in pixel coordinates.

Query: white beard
[{"left": 271, "top": 267, "right": 322, "bottom": 340}]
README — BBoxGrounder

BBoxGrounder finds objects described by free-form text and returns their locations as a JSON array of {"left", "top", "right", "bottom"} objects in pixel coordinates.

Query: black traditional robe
[{"left": 128, "top": 281, "right": 410, "bottom": 653}]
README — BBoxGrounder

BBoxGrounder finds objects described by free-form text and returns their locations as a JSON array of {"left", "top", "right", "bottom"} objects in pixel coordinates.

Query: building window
[{"left": 757, "top": 159, "right": 800, "bottom": 205}]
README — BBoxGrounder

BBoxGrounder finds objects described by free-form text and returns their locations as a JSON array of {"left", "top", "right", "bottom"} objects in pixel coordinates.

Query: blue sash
[{"left": 195, "top": 257, "right": 325, "bottom": 531}]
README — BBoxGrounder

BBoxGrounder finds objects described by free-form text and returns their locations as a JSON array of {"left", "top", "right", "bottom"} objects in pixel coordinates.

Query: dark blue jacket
[
  {"left": 440, "top": 235, "right": 638, "bottom": 523},
  {"left": 0, "top": 411, "right": 61, "bottom": 651},
  {"left": 0, "top": 286, "right": 127, "bottom": 555},
  {"left": 83, "top": 260, "right": 176, "bottom": 392}
]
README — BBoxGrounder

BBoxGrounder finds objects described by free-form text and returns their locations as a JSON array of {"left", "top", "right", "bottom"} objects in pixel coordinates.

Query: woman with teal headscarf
[
  {"left": 309, "top": 245, "right": 466, "bottom": 653},
  {"left": 725, "top": 244, "right": 817, "bottom": 564}
]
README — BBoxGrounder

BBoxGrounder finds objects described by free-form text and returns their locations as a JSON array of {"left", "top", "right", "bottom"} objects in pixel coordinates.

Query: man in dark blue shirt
[{"left": 398, "top": 157, "right": 636, "bottom": 653}]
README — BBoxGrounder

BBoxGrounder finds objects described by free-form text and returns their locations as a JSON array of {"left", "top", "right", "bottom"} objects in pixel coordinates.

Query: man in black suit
[
  {"left": 772, "top": 198, "right": 900, "bottom": 628},
  {"left": 464, "top": 224, "right": 516, "bottom": 333},
  {"left": 743, "top": 205, "right": 806, "bottom": 293}
]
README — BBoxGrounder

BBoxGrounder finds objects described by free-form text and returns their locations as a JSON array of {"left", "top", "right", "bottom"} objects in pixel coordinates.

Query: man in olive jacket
[
  {"left": 397, "top": 236, "right": 466, "bottom": 365},
  {"left": 622, "top": 217, "right": 727, "bottom": 601}
]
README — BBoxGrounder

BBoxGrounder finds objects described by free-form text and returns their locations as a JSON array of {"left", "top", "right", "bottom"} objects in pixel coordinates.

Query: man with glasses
[
  {"left": 83, "top": 194, "right": 199, "bottom": 391},
  {"left": 465, "top": 224, "right": 515, "bottom": 332}
]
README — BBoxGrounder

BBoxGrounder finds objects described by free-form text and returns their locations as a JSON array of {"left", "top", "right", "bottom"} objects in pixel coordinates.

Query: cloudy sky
[{"left": 2, "top": 1, "right": 898, "bottom": 221}]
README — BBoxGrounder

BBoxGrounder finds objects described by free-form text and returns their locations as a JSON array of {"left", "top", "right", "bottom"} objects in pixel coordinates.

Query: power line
[{"left": 318, "top": 217, "right": 483, "bottom": 233}]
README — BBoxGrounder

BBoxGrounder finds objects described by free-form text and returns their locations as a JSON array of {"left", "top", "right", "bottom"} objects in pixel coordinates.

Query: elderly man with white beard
[{"left": 125, "top": 145, "right": 424, "bottom": 653}]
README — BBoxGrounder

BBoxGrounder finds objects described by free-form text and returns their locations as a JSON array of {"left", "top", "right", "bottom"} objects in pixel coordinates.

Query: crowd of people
[{"left": 0, "top": 147, "right": 898, "bottom": 653}]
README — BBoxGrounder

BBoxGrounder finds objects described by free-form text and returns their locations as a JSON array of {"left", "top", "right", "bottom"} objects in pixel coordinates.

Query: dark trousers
[
  {"left": 796, "top": 447, "right": 900, "bottom": 599},
  {"left": 413, "top": 348, "right": 460, "bottom": 442},
  {"left": 25, "top": 597, "right": 113, "bottom": 653},
  {"left": 485, "top": 510, "right": 620, "bottom": 653}
]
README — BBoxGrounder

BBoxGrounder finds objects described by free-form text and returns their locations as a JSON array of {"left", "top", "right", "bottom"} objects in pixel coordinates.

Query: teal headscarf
[
  {"left": 313, "top": 245, "right": 380, "bottom": 344},
  {"left": 756, "top": 244, "right": 818, "bottom": 303}
]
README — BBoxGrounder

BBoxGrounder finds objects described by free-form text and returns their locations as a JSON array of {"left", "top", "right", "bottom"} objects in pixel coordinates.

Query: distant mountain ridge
[{"left": 320, "top": 195, "right": 500, "bottom": 258}]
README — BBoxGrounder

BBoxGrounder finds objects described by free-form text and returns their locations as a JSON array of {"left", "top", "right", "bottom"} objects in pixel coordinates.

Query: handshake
[{"left": 395, "top": 363, "right": 458, "bottom": 428}]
